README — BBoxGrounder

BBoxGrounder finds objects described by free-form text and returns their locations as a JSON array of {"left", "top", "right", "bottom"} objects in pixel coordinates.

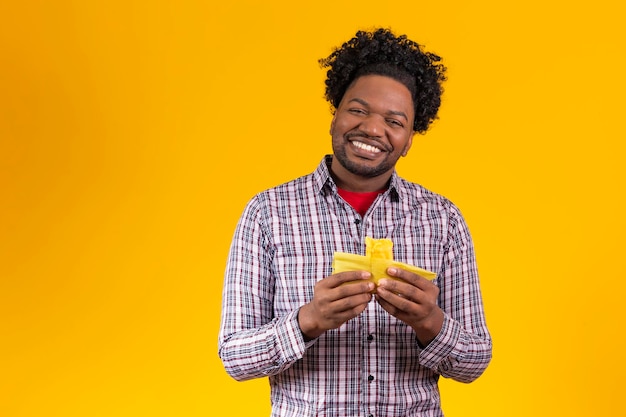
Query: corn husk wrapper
[{"left": 332, "top": 237, "right": 436, "bottom": 289}]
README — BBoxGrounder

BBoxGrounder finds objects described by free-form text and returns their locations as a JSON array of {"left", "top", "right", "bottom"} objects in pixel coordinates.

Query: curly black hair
[{"left": 319, "top": 28, "right": 447, "bottom": 134}]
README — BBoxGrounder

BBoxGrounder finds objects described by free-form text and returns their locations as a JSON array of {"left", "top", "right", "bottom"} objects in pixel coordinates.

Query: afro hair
[{"left": 319, "top": 28, "right": 447, "bottom": 134}]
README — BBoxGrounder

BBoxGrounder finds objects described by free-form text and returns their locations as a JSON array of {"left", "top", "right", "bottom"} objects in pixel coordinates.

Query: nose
[{"left": 359, "top": 114, "right": 384, "bottom": 138}]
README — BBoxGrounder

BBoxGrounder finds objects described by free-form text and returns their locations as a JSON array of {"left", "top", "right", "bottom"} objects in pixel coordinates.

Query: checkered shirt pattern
[{"left": 218, "top": 156, "right": 492, "bottom": 417}]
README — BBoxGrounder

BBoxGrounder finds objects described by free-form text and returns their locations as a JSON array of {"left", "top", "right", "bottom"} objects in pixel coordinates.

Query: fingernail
[{"left": 387, "top": 267, "right": 397, "bottom": 275}]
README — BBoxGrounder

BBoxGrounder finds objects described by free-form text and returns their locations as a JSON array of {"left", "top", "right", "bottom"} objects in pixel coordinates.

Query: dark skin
[
  {"left": 329, "top": 75, "right": 414, "bottom": 192},
  {"left": 376, "top": 269, "right": 443, "bottom": 346},
  {"left": 298, "top": 74, "right": 444, "bottom": 346},
  {"left": 298, "top": 271, "right": 375, "bottom": 340}
]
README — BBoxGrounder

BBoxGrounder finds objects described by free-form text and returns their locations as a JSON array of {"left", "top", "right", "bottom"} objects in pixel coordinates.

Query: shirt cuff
[
  {"left": 270, "top": 309, "right": 315, "bottom": 366},
  {"left": 418, "top": 313, "right": 462, "bottom": 369}
]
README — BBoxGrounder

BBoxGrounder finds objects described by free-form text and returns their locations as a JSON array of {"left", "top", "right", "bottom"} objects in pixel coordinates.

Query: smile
[{"left": 352, "top": 140, "right": 382, "bottom": 154}]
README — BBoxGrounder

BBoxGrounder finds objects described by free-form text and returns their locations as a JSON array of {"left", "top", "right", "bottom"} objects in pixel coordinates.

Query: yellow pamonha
[{"left": 332, "top": 237, "right": 436, "bottom": 290}]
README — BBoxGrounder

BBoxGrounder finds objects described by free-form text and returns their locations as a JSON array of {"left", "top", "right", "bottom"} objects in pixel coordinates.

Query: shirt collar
[
  {"left": 313, "top": 155, "right": 403, "bottom": 201},
  {"left": 312, "top": 155, "right": 335, "bottom": 194}
]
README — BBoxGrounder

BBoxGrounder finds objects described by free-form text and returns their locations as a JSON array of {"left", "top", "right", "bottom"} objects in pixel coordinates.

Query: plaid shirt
[{"left": 219, "top": 156, "right": 492, "bottom": 417}]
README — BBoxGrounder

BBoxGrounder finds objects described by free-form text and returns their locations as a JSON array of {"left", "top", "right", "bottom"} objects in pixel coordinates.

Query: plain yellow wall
[{"left": 1, "top": 1, "right": 625, "bottom": 416}]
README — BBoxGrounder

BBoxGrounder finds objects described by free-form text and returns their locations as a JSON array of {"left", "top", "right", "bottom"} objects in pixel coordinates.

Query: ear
[
  {"left": 330, "top": 115, "right": 336, "bottom": 135},
  {"left": 402, "top": 132, "right": 415, "bottom": 157}
]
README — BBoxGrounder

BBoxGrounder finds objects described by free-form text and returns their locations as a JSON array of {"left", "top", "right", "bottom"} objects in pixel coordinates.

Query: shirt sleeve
[
  {"left": 418, "top": 203, "right": 493, "bottom": 383},
  {"left": 217, "top": 196, "right": 314, "bottom": 381}
]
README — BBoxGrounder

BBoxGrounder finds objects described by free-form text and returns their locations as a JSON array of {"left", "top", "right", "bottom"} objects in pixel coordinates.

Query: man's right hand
[{"left": 297, "top": 271, "right": 374, "bottom": 341}]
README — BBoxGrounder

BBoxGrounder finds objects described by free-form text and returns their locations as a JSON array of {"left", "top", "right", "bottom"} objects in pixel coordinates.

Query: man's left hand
[{"left": 375, "top": 267, "right": 444, "bottom": 347}]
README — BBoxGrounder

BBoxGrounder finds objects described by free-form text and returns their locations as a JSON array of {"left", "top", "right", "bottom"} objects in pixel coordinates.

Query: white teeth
[{"left": 352, "top": 141, "right": 381, "bottom": 153}]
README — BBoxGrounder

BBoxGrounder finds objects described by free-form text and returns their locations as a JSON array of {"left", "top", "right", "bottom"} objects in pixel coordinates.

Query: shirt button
[
  {"left": 368, "top": 414, "right": 374, "bottom": 417},
  {"left": 367, "top": 375, "right": 374, "bottom": 382},
  {"left": 367, "top": 334, "right": 374, "bottom": 341}
]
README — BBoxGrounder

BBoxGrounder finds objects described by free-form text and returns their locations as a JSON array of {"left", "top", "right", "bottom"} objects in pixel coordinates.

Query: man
[{"left": 218, "top": 28, "right": 492, "bottom": 417}]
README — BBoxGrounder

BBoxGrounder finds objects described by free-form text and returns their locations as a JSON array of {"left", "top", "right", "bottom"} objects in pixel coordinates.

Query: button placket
[{"left": 363, "top": 302, "right": 378, "bottom": 410}]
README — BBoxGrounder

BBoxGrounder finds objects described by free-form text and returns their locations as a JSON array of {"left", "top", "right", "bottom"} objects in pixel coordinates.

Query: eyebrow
[{"left": 348, "top": 98, "right": 409, "bottom": 121}]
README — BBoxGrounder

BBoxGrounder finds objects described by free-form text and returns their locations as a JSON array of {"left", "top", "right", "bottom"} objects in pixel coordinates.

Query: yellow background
[{"left": 1, "top": 1, "right": 624, "bottom": 416}]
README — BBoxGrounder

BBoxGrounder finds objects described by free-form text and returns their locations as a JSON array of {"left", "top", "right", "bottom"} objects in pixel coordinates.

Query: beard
[{"left": 332, "top": 141, "right": 398, "bottom": 178}]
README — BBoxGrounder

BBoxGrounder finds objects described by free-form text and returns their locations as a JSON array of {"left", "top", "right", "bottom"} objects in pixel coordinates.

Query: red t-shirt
[{"left": 337, "top": 187, "right": 386, "bottom": 217}]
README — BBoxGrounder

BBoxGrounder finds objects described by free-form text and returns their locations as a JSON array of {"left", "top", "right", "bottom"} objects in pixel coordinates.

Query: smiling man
[
  {"left": 329, "top": 75, "right": 415, "bottom": 190},
  {"left": 219, "top": 28, "right": 492, "bottom": 417}
]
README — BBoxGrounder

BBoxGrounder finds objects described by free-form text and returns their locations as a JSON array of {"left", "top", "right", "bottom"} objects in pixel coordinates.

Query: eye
[
  {"left": 387, "top": 119, "right": 404, "bottom": 127},
  {"left": 348, "top": 108, "right": 366, "bottom": 115}
]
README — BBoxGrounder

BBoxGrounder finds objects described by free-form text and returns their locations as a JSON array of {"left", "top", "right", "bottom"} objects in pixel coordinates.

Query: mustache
[{"left": 345, "top": 131, "right": 392, "bottom": 152}]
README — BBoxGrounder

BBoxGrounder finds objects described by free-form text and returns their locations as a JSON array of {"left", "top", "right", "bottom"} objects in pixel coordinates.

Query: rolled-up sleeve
[
  {"left": 418, "top": 205, "right": 492, "bottom": 383},
  {"left": 218, "top": 197, "right": 312, "bottom": 381}
]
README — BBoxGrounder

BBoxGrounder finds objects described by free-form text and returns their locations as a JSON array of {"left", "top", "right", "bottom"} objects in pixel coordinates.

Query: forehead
[{"left": 342, "top": 75, "right": 414, "bottom": 114}]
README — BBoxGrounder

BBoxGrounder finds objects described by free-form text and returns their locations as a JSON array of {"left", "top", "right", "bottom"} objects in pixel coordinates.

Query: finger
[
  {"left": 330, "top": 292, "right": 373, "bottom": 314},
  {"left": 377, "top": 277, "right": 415, "bottom": 298},
  {"left": 333, "top": 280, "right": 376, "bottom": 302},
  {"left": 324, "top": 300, "right": 370, "bottom": 329},
  {"left": 377, "top": 279, "right": 436, "bottom": 310},
  {"left": 316, "top": 274, "right": 374, "bottom": 304},
  {"left": 327, "top": 270, "right": 371, "bottom": 287},
  {"left": 376, "top": 285, "right": 416, "bottom": 310},
  {"left": 374, "top": 290, "right": 414, "bottom": 322},
  {"left": 386, "top": 267, "right": 437, "bottom": 291},
  {"left": 377, "top": 281, "right": 441, "bottom": 310}
]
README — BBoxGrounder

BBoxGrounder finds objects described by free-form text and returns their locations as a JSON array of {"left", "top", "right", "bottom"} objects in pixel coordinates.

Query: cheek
[
  {"left": 391, "top": 134, "right": 411, "bottom": 151},
  {"left": 331, "top": 114, "right": 355, "bottom": 132}
]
